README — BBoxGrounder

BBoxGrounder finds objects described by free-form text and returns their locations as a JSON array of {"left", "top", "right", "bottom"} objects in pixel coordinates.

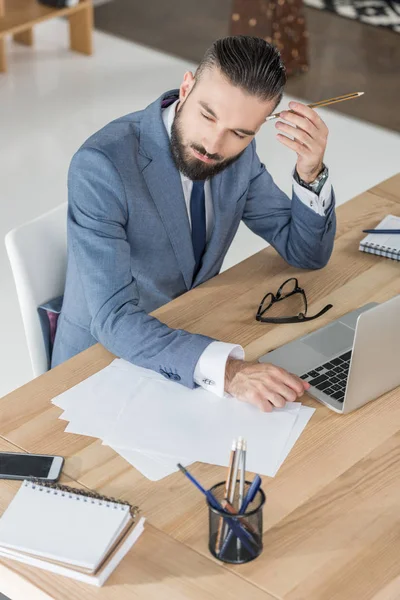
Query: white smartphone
[{"left": 0, "top": 451, "right": 64, "bottom": 482}]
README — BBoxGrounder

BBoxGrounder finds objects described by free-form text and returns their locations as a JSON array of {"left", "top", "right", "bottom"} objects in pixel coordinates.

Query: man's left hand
[{"left": 275, "top": 101, "right": 329, "bottom": 183}]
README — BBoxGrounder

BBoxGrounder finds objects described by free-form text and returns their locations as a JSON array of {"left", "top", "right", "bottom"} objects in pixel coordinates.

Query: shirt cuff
[
  {"left": 292, "top": 170, "right": 332, "bottom": 217},
  {"left": 194, "top": 341, "right": 245, "bottom": 397}
]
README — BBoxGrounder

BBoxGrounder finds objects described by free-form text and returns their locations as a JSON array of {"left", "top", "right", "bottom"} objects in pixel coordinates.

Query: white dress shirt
[{"left": 162, "top": 99, "right": 332, "bottom": 397}]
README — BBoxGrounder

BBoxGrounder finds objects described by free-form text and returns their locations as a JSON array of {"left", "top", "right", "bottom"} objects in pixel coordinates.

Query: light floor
[{"left": 1, "top": 19, "right": 400, "bottom": 400}]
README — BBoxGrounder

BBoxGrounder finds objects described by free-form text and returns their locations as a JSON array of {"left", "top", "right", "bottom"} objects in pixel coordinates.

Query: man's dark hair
[{"left": 195, "top": 36, "right": 286, "bottom": 108}]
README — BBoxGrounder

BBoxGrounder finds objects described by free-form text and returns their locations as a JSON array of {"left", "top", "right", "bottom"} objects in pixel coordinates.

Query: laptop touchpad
[{"left": 302, "top": 322, "right": 355, "bottom": 358}]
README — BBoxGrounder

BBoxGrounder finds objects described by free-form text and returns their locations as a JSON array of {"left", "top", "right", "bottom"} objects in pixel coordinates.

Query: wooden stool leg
[
  {"left": 0, "top": 0, "right": 4, "bottom": 18},
  {"left": 0, "top": 37, "right": 6, "bottom": 73},
  {"left": 69, "top": 4, "right": 93, "bottom": 55},
  {"left": 13, "top": 28, "right": 34, "bottom": 46}
]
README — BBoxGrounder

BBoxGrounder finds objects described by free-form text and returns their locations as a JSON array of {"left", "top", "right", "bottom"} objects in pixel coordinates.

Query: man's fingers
[
  {"left": 248, "top": 388, "right": 273, "bottom": 412},
  {"left": 254, "top": 378, "right": 298, "bottom": 407},
  {"left": 272, "top": 367, "right": 306, "bottom": 396},
  {"left": 288, "top": 101, "right": 324, "bottom": 129},
  {"left": 266, "top": 391, "right": 287, "bottom": 409},
  {"left": 279, "top": 111, "right": 317, "bottom": 137},
  {"left": 259, "top": 397, "right": 274, "bottom": 412},
  {"left": 269, "top": 382, "right": 298, "bottom": 403},
  {"left": 276, "top": 133, "right": 310, "bottom": 156},
  {"left": 275, "top": 122, "right": 315, "bottom": 150}
]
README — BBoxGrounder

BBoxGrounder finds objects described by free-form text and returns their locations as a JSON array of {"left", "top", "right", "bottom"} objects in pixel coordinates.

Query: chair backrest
[{"left": 5, "top": 204, "right": 68, "bottom": 378}]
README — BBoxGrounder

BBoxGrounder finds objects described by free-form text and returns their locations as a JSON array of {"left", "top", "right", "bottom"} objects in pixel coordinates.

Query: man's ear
[{"left": 179, "top": 71, "right": 195, "bottom": 104}]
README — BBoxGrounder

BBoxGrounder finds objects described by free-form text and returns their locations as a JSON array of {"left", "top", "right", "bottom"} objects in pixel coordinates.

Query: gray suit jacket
[{"left": 51, "top": 89, "right": 336, "bottom": 387}]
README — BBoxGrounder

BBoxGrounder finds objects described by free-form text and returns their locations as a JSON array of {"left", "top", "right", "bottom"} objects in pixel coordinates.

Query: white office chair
[{"left": 5, "top": 204, "right": 68, "bottom": 378}]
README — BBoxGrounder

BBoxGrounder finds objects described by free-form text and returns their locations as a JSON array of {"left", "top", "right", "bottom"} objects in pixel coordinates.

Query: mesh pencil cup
[{"left": 207, "top": 481, "right": 265, "bottom": 564}]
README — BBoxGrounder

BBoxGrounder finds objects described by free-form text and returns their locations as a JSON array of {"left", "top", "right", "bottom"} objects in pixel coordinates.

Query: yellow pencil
[
  {"left": 215, "top": 439, "right": 236, "bottom": 554},
  {"left": 266, "top": 91, "right": 364, "bottom": 121}
]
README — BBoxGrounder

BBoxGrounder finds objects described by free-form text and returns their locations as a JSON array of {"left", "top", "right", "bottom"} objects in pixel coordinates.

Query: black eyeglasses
[{"left": 256, "top": 278, "right": 333, "bottom": 324}]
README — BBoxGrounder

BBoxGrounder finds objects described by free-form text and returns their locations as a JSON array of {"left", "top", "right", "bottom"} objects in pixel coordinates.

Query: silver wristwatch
[{"left": 294, "top": 164, "right": 329, "bottom": 195}]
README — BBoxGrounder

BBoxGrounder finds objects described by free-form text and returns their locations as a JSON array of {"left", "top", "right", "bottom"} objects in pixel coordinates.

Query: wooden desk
[{"left": 1, "top": 174, "right": 400, "bottom": 599}]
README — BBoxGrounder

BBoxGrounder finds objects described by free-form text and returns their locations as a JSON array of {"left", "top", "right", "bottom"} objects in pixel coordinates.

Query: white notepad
[
  {"left": 0, "top": 480, "right": 145, "bottom": 585},
  {"left": 359, "top": 215, "right": 400, "bottom": 261}
]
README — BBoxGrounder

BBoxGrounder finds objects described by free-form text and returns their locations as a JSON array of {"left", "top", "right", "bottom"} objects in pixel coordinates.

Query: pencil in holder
[{"left": 207, "top": 481, "right": 265, "bottom": 564}]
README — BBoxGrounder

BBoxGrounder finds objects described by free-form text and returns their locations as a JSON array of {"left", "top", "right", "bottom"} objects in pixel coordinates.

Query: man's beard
[{"left": 170, "top": 108, "right": 245, "bottom": 181}]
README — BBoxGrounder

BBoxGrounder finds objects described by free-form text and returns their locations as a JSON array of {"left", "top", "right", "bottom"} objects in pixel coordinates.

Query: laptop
[{"left": 259, "top": 294, "right": 400, "bottom": 414}]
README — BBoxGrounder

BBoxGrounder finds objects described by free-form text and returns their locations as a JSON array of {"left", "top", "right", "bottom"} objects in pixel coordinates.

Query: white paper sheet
[
  {"left": 52, "top": 359, "right": 313, "bottom": 479},
  {"left": 53, "top": 361, "right": 192, "bottom": 480},
  {"left": 103, "top": 376, "right": 300, "bottom": 476},
  {"left": 51, "top": 359, "right": 165, "bottom": 412},
  {"left": 105, "top": 445, "right": 192, "bottom": 481},
  {"left": 57, "top": 361, "right": 160, "bottom": 439},
  {"left": 270, "top": 405, "right": 316, "bottom": 476}
]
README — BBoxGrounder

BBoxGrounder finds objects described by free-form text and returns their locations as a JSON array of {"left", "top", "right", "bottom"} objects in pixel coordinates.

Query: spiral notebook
[
  {"left": 359, "top": 215, "right": 400, "bottom": 261},
  {"left": 0, "top": 480, "right": 145, "bottom": 586}
]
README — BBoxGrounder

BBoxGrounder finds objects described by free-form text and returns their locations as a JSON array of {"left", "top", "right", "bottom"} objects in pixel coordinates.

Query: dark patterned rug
[{"left": 304, "top": 0, "right": 400, "bottom": 32}]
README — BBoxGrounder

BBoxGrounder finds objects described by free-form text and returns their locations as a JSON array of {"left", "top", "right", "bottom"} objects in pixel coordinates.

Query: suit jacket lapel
[{"left": 138, "top": 91, "right": 195, "bottom": 290}]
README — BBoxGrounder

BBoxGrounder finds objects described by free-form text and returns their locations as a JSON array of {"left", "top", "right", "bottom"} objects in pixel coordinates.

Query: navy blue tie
[{"left": 190, "top": 180, "right": 206, "bottom": 278}]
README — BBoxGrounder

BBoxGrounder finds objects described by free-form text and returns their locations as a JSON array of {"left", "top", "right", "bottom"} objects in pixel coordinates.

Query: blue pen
[
  {"left": 238, "top": 475, "right": 262, "bottom": 515},
  {"left": 177, "top": 463, "right": 220, "bottom": 510},
  {"left": 177, "top": 464, "right": 257, "bottom": 556},
  {"left": 219, "top": 475, "right": 262, "bottom": 558},
  {"left": 362, "top": 229, "right": 400, "bottom": 234}
]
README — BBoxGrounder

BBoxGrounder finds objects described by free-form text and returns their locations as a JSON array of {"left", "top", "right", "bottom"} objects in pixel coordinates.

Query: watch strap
[{"left": 294, "top": 164, "right": 329, "bottom": 195}]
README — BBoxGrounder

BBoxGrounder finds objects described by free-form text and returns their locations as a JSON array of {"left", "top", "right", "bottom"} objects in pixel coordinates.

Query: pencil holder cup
[{"left": 207, "top": 481, "right": 265, "bottom": 564}]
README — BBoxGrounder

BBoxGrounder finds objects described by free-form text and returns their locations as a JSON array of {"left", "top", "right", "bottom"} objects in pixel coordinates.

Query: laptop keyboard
[{"left": 300, "top": 350, "right": 352, "bottom": 403}]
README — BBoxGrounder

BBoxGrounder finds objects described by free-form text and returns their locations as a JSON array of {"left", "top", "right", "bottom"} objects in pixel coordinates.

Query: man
[{"left": 52, "top": 35, "right": 336, "bottom": 412}]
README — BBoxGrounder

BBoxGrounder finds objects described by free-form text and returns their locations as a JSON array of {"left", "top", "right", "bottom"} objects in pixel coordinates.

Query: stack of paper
[{"left": 52, "top": 359, "right": 315, "bottom": 481}]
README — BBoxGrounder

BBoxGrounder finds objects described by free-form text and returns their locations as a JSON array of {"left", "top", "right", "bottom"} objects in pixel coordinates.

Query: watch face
[
  {"left": 294, "top": 166, "right": 328, "bottom": 193},
  {"left": 312, "top": 168, "right": 328, "bottom": 193},
  {"left": 315, "top": 167, "right": 327, "bottom": 182}
]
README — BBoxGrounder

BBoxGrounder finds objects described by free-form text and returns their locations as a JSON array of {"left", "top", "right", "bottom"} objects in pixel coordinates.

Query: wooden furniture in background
[
  {"left": 1, "top": 174, "right": 400, "bottom": 599},
  {"left": 0, "top": 0, "right": 93, "bottom": 73},
  {"left": 230, "top": 0, "right": 309, "bottom": 76}
]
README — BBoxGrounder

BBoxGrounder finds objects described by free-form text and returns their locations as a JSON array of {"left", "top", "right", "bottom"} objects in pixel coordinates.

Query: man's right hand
[{"left": 224, "top": 358, "right": 310, "bottom": 412}]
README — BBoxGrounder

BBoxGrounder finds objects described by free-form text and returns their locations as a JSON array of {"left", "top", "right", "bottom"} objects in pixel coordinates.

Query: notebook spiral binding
[
  {"left": 360, "top": 240, "right": 400, "bottom": 260},
  {"left": 29, "top": 479, "right": 139, "bottom": 520},
  {"left": 364, "top": 241, "right": 399, "bottom": 252}
]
